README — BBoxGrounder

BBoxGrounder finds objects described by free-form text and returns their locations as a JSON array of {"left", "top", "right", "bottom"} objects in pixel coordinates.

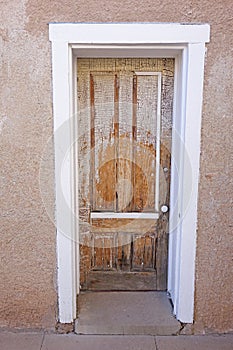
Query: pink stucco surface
[{"left": 0, "top": 1, "right": 232, "bottom": 333}]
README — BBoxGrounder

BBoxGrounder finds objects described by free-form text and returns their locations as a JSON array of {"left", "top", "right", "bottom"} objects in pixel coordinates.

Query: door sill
[
  {"left": 75, "top": 291, "right": 181, "bottom": 335},
  {"left": 82, "top": 271, "right": 160, "bottom": 291}
]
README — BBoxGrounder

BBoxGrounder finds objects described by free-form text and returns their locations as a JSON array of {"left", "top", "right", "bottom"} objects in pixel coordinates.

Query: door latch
[{"left": 161, "top": 205, "right": 169, "bottom": 213}]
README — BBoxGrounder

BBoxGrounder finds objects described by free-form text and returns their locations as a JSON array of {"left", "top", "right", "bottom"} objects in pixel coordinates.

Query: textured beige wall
[{"left": 0, "top": 0, "right": 232, "bottom": 333}]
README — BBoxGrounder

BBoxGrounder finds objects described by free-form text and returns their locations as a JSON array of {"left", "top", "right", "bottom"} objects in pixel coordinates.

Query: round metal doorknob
[{"left": 161, "top": 205, "right": 169, "bottom": 213}]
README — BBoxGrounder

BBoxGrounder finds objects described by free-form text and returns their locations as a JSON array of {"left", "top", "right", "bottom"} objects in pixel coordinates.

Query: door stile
[
  {"left": 155, "top": 73, "right": 162, "bottom": 213},
  {"left": 132, "top": 74, "right": 137, "bottom": 212},
  {"left": 90, "top": 74, "right": 95, "bottom": 210},
  {"left": 114, "top": 74, "right": 119, "bottom": 212}
]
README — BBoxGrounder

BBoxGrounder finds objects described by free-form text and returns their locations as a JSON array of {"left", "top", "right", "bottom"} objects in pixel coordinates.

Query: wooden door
[{"left": 77, "top": 58, "right": 174, "bottom": 291}]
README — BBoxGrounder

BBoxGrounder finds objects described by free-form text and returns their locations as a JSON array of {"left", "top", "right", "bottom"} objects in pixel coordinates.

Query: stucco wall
[{"left": 0, "top": 1, "right": 232, "bottom": 333}]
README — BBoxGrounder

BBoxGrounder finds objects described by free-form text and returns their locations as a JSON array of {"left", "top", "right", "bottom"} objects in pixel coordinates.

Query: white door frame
[{"left": 49, "top": 23, "right": 210, "bottom": 324}]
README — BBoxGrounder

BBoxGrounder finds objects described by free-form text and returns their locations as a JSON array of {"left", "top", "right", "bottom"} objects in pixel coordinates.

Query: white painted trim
[
  {"left": 51, "top": 41, "right": 77, "bottom": 322},
  {"left": 49, "top": 23, "right": 210, "bottom": 324},
  {"left": 167, "top": 51, "right": 184, "bottom": 310},
  {"left": 71, "top": 45, "right": 183, "bottom": 58},
  {"left": 135, "top": 72, "right": 161, "bottom": 76},
  {"left": 70, "top": 46, "right": 79, "bottom": 317},
  {"left": 91, "top": 212, "right": 159, "bottom": 219},
  {"left": 49, "top": 23, "right": 210, "bottom": 43},
  {"left": 155, "top": 73, "right": 162, "bottom": 212},
  {"left": 175, "top": 43, "right": 206, "bottom": 321}
]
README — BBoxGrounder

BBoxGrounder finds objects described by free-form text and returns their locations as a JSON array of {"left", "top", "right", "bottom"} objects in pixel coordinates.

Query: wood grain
[
  {"left": 77, "top": 58, "right": 174, "bottom": 291},
  {"left": 84, "top": 271, "right": 157, "bottom": 291}
]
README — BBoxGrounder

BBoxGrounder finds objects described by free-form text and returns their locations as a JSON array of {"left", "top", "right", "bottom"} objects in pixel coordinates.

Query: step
[{"left": 75, "top": 291, "right": 181, "bottom": 335}]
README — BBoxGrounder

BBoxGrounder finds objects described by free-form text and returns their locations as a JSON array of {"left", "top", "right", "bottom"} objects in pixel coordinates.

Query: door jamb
[{"left": 49, "top": 23, "right": 210, "bottom": 324}]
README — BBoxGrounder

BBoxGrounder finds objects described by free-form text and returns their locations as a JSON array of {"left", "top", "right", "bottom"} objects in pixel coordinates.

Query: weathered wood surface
[
  {"left": 77, "top": 58, "right": 174, "bottom": 291},
  {"left": 83, "top": 271, "right": 157, "bottom": 291}
]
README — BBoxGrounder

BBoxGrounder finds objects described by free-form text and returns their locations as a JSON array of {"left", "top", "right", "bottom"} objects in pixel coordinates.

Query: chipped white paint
[
  {"left": 49, "top": 23, "right": 210, "bottom": 324},
  {"left": 90, "top": 212, "right": 160, "bottom": 219}
]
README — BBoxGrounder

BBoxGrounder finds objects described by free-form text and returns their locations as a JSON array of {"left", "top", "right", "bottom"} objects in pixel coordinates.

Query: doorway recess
[{"left": 49, "top": 22, "right": 210, "bottom": 324}]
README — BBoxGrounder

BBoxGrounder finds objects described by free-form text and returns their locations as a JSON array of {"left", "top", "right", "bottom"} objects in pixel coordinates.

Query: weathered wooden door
[{"left": 77, "top": 58, "right": 174, "bottom": 291}]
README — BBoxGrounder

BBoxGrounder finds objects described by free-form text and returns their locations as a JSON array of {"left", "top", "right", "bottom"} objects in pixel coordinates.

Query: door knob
[{"left": 161, "top": 205, "right": 169, "bottom": 213}]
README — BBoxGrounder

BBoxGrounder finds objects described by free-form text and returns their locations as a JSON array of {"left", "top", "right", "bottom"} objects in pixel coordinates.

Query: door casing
[{"left": 49, "top": 23, "right": 210, "bottom": 324}]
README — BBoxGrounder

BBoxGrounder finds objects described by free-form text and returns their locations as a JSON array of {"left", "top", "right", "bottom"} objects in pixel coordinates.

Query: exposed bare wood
[
  {"left": 77, "top": 58, "right": 174, "bottom": 291},
  {"left": 156, "top": 214, "right": 168, "bottom": 290},
  {"left": 118, "top": 72, "right": 133, "bottom": 212},
  {"left": 91, "top": 218, "right": 157, "bottom": 233},
  {"left": 84, "top": 271, "right": 157, "bottom": 291},
  {"left": 117, "top": 233, "right": 131, "bottom": 271},
  {"left": 91, "top": 73, "right": 116, "bottom": 211}
]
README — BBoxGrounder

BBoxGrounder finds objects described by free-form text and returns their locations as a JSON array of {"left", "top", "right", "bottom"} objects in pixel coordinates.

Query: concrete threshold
[{"left": 75, "top": 291, "right": 181, "bottom": 335}]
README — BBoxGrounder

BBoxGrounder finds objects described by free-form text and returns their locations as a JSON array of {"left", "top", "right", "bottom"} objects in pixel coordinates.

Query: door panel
[
  {"left": 90, "top": 73, "right": 116, "bottom": 212},
  {"left": 77, "top": 58, "right": 174, "bottom": 291},
  {"left": 133, "top": 74, "right": 158, "bottom": 211}
]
